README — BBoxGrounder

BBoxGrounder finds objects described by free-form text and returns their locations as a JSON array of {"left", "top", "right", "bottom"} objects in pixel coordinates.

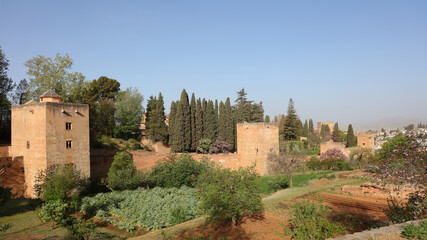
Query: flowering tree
[
  {"left": 319, "top": 149, "right": 348, "bottom": 161},
  {"left": 211, "top": 137, "right": 232, "bottom": 153}
]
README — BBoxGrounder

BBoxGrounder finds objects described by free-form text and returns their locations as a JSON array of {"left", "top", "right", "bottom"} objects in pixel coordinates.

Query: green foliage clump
[
  {"left": 256, "top": 175, "right": 289, "bottom": 194},
  {"left": 0, "top": 223, "right": 12, "bottom": 232},
  {"left": 37, "top": 200, "right": 68, "bottom": 228},
  {"left": 288, "top": 200, "right": 344, "bottom": 240},
  {"left": 128, "top": 138, "right": 141, "bottom": 150},
  {"left": 34, "top": 164, "right": 88, "bottom": 206},
  {"left": 80, "top": 187, "right": 201, "bottom": 230},
  {"left": 197, "top": 138, "right": 213, "bottom": 154},
  {"left": 197, "top": 165, "right": 263, "bottom": 226},
  {"left": 376, "top": 135, "right": 409, "bottom": 161},
  {"left": 348, "top": 148, "right": 376, "bottom": 169},
  {"left": 149, "top": 154, "right": 208, "bottom": 188},
  {"left": 384, "top": 195, "right": 427, "bottom": 224},
  {"left": 98, "top": 135, "right": 118, "bottom": 149},
  {"left": 106, "top": 152, "right": 145, "bottom": 190},
  {"left": 65, "top": 219, "right": 97, "bottom": 240},
  {"left": 306, "top": 156, "right": 322, "bottom": 170},
  {"left": 401, "top": 220, "right": 427, "bottom": 240}
]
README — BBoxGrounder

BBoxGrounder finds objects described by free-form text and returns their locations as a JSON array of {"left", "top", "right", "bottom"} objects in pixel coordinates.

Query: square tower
[
  {"left": 10, "top": 90, "right": 90, "bottom": 198},
  {"left": 236, "top": 122, "right": 279, "bottom": 175}
]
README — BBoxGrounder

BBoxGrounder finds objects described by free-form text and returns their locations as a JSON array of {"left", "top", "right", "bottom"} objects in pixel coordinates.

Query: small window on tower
[
  {"left": 255, "top": 148, "right": 259, "bottom": 155},
  {"left": 66, "top": 122, "right": 72, "bottom": 130},
  {"left": 66, "top": 140, "right": 72, "bottom": 149},
  {"left": 26, "top": 141, "right": 30, "bottom": 149}
]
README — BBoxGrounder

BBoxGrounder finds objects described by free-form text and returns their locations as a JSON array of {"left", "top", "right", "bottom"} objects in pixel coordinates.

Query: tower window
[
  {"left": 255, "top": 148, "right": 259, "bottom": 155},
  {"left": 26, "top": 141, "right": 30, "bottom": 149},
  {"left": 66, "top": 122, "right": 72, "bottom": 130},
  {"left": 66, "top": 140, "right": 72, "bottom": 149}
]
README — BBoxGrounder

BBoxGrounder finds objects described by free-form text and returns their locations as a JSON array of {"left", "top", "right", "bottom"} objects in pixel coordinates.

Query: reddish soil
[{"left": 175, "top": 214, "right": 289, "bottom": 240}]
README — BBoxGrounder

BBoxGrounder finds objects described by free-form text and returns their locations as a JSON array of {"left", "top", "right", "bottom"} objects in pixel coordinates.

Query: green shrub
[
  {"left": 128, "top": 138, "right": 141, "bottom": 150},
  {"left": 80, "top": 187, "right": 201, "bottom": 230},
  {"left": 106, "top": 151, "right": 145, "bottom": 190},
  {"left": 384, "top": 195, "right": 427, "bottom": 224},
  {"left": 66, "top": 219, "right": 97, "bottom": 240},
  {"left": 401, "top": 220, "right": 427, "bottom": 240},
  {"left": 306, "top": 156, "right": 322, "bottom": 170},
  {"left": 98, "top": 135, "right": 117, "bottom": 149},
  {"left": 256, "top": 175, "right": 289, "bottom": 194},
  {"left": 149, "top": 154, "right": 208, "bottom": 188},
  {"left": 37, "top": 200, "right": 68, "bottom": 228},
  {"left": 34, "top": 164, "right": 88, "bottom": 206},
  {"left": 0, "top": 223, "right": 12, "bottom": 232},
  {"left": 289, "top": 199, "right": 344, "bottom": 240},
  {"left": 197, "top": 138, "right": 213, "bottom": 154},
  {"left": 197, "top": 165, "right": 263, "bottom": 226}
]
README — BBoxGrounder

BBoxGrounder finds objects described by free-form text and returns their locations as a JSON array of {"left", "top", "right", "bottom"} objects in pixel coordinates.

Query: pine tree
[
  {"left": 281, "top": 98, "right": 301, "bottom": 140},
  {"left": 332, "top": 123, "right": 340, "bottom": 142},
  {"left": 309, "top": 119, "right": 314, "bottom": 133},
  {"left": 190, "top": 93, "right": 197, "bottom": 151},
  {"left": 265, "top": 115, "right": 270, "bottom": 123},
  {"left": 347, "top": 124, "right": 356, "bottom": 147},
  {"left": 195, "top": 98, "right": 204, "bottom": 150},
  {"left": 303, "top": 119, "right": 309, "bottom": 137}
]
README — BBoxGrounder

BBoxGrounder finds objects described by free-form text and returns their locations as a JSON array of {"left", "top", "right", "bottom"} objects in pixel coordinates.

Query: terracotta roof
[{"left": 40, "top": 90, "right": 61, "bottom": 98}]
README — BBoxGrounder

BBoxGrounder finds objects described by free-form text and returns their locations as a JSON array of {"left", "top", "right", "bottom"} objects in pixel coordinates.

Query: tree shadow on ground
[{"left": 0, "top": 198, "right": 42, "bottom": 217}]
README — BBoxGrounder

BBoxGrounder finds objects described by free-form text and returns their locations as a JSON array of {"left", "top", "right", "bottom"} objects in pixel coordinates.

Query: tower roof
[{"left": 40, "top": 90, "right": 61, "bottom": 98}]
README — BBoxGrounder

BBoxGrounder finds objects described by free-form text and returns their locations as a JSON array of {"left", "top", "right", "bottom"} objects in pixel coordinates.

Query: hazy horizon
[{"left": 1, "top": 1, "right": 426, "bottom": 131}]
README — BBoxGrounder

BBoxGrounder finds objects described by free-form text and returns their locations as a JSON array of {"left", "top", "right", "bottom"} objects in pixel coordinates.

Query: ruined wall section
[
  {"left": 45, "top": 103, "right": 90, "bottom": 178},
  {"left": 237, "top": 122, "right": 279, "bottom": 175},
  {"left": 11, "top": 103, "right": 47, "bottom": 197}
]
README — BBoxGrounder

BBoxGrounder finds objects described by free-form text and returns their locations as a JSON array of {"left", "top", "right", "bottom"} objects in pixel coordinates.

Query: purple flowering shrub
[
  {"left": 211, "top": 137, "right": 232, "bottom": 154},
  {"left": 318, "top": 149, "right": 351, "bottom": 171},
  {"left": 319, "top": 149, "right": 348, "bottom": 161}
]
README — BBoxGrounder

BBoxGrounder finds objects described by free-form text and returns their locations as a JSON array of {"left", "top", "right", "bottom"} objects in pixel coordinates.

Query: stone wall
[
  {"left": 0, "top": 156, "right": 25, "bottom": 197},
  {"left": 237, "top": 122, "right": 279, "bottom": 175}
]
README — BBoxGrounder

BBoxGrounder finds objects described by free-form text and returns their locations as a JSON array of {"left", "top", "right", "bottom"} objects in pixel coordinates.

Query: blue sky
[{"left": 1, "top": 1, "right": 426, "bottom": 130}]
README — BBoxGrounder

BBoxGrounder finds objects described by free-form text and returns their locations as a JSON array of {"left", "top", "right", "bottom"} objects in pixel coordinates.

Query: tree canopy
[{"left": 114, "top": 87, "right": 144, "bottom": 139}]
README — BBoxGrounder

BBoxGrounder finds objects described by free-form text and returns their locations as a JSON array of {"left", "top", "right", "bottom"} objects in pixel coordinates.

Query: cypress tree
[
  {"left": 281, "top": 98, "right": 301, "bottom": 140},
  {"left": 224, "top": 97, "right": 235, "bottom": 149},
  {"left": 218, "top": 101, "right": 226, "bottom": 140},
  {"left": 195, "top": 98, "right": 204, "bottom": 149},
  {"left": 204, "top": 100, "right": 217, "bottom": 141},
  {"left": 190, "top": 93, "right": 197, "bottom": 151},
  {"left": 274, "top": 116, "right": 278, "bottom": 123},
  {"left": 168, "top": 101, "right": 177, "bottom": 148},
  {"left": 309, "top": 119, "right": 314, "bottom": 133},
  {"left": 303, "top": 119, "right": 309, "bottom": 137},
  {"left": 202, "top": 98, "right": 207, "bottom": 137},
  {"left": 332, "top": 123, "right": 340, "bottom": 142},
  {"left": 347, "top": 124, "right": 356, "bottom": 147},
  {"left": 173, "top": 90, "right": 191, "bottom": 152},
  {"left": 265, "top": 115, "right": 270, "bottom": 123},
  {"left": 145, "top": 93, "right": 168, "bottom": 144},
  {"left": 321, "top": 124, "right": 331, "bottom": 140}
]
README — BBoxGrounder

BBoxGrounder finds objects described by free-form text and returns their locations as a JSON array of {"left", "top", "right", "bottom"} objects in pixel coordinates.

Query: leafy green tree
[
  {"left": 281, "top": 98, "right": 301, "bottom": 140},
  {"left": 346, "top": 124, "right": 356, "bottom": 147},
  {"left": 106, "top": 152, "right": 144, "bottom": 190},
  {"left": 145, "top": 93, "right": 168, "bottom": 144},
  {"left": 24, "top": 53, "right": 86, "bottom": 102},
  {"left": 0, "top": 46, "right": 14, "bottom": 141},
  {"left": 114, "top": 87, "right": 144, "bottom": 139},
  {"left": 250, "top": 101, "right": 264, "bottom": 122},
  {"left": 197, "top": 165, "right": 263, "bottom": 226},
  {"left": 265, "top": 115, "right": 270, "bottom": 123},
  {"left": 95, "top": 98, "right": 115, "bottom": 137},
  {"left": 267, "top": 153, "right": 303, "bottom": 188},
  {"left": 13, "top": 79, "right": 28, "bottom": 105},
  {"left": 332, "top": 123, "right": 340, "bottom": 142},
  {"left": 37, "top": 200, "right": 68, "bottom": 228},
  {"left": 149, "top": 154, "right": 207, "bottom": 188},
  {"left": 34, "top": 164, "right": 88, "bottom": 206}
]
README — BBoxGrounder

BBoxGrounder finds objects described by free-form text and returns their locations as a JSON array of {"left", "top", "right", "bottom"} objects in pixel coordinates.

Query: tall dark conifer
[
  {"left": 168, "top": 101, "right": 177, "bottom": 147},
  {"left": 204, "top": 100, "right": 217, "bottom": 141},
  {"left": 190, "top": 93, "right": 197, "bottom": 151},
  {"left": 281, "top": 98, "right": 300, "bottom": 140},
  {"left": 332, "top": 123, "right": 340, "bottom": 142},
  {"left": 347, "top": 124, "right": 356, "bottom": 147},
  {"left": 218, "top": 101, "right": 226, "bottom": 140},
  {"left": 179, "top": 89, "right": 191, "bottom": 151},
  {"left": 145, "top": 92, "right": 168, "bottom": 144},
  {"left": 224, "top": 97, "right": 235, "bottom": 149},
  {"left": 303, "top": 119, "right": 309, "bottom": 137},
  {"left": 309, "top": 119, "right": 314, "bottom": 133},
  {"left": 195, "top": 98, "right": 204, "bottom": 148}
]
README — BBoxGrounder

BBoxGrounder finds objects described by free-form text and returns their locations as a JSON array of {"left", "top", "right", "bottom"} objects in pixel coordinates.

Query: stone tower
[
  {"left": 236, "top": 122, "right": 279, "bottom": 175},
  {"left": 10, "top": 90, "right": 90, "bottom": 198}
]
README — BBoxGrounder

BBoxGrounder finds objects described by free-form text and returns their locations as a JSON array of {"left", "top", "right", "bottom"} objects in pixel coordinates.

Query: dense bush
[
  {"left": 401, "top": 220, "right": 427, "bottom": 240},
  {"left": 128, "top": 138, "right": 141, "bottom": 150},
  {"left": 288, "top": 200, "right": 344, "bottom": 240},
  {"left": 348, "top": 148, "right": 376, "bottom": 169},
  {"left": 211, "top": 137, "right": 232, "bottom": 153},
  {"left": 256, "top": 175, "right": 289, "bottom": 194},
  {"left": 306, "top": 156, "right": 322, "bottom": 170},
  {"left": 34, "top": 164, "right": 88, "bottom": 206},
  {"left": 320, "top": 149, "right": 348, "bottom": 162},
  {"left": 318, "top": 149, "right": 352, "bottom": 171},
  {"left": 197, "top": 165, "right": 263, "bottom": 226},
  {"left": 37, "top": 200, "right": 68, "bottom": 228},
  {"left": 98, "top": 135, "right": 118, "bottom": 149},
  {"left": 307, "top": 155, "right": 352, "bottom": 171},
  {"left": 106, "top": 151, "right": 145, "bottom": 190},
  {"left": 197, "top": 138, "right": 213, "bottom": 154},
  {"left": 80, "top": 187, "right": 201, "bottom": 231},
  {"left": 384, "top": 195, "right": 427, "bottom": 224},
  {"left": 149, "top": 154, "right": 208, "bottom": 188}
]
